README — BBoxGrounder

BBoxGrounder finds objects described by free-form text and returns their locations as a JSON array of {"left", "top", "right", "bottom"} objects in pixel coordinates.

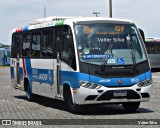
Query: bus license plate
[{"left": 113, "top": 91, "right": 127, "bottom": 97}]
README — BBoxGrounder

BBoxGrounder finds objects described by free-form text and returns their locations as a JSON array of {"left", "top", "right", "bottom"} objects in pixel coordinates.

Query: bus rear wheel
[
  {"left": 122, "top": 102, "right": 140, "bottom": 112},
  {"left": 26, "top": 84, "right": 34, "bottom": 101}
]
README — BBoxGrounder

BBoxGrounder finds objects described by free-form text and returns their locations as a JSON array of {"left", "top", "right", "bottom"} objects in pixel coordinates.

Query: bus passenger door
[
  {"left": 54, "top": 27, "right": 76, "bottom": 98},
  {"left": 13, "top": 34, "right": 22, "bottom": 89},
  {"left": 54, "top": 29, "right": 63, "bottom": 97},
  {"left": 14, "top": 54, "right": 20, "bottom": 86}
]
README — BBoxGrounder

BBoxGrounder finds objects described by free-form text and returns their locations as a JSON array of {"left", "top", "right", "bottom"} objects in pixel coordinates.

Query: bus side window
[
  {"left": 11, "top": 34, "right": 16, "bottom": 58},
  {"left": 31, "top": 31, "right": 41, "bottom": 58},
  {"left": 42, "top": 29, "right": 53, "bottom": 58},
  {"left": 14, "top": 34, "right": 22, "bottom": 58},
  {"left": 61, "top": 27, "right": 76, "bottom": 70},
  {"left": 22, "top": 33, "right": 31, "bottom": 57}
]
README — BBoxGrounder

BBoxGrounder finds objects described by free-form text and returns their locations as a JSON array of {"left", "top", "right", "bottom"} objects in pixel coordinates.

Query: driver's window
[{"left": 56, "top": 26, "right": 76, "bottom": 70}]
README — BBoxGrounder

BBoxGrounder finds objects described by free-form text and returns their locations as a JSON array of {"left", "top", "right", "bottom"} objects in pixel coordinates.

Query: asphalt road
[{"left": 0, "top": 67, "right": 159, "bottom": 128}]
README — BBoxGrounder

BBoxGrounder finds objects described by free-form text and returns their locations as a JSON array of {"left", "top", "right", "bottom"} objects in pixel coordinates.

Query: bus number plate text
[{"left": 113, "top": 91, "right": 127, "bottom": 97}]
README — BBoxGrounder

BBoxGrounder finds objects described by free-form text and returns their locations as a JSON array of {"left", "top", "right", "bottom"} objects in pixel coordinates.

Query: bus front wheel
[
  {"left": 122, "top": 102, "right": 140, "bottom": 112},
  {"left": 65, "top": 88, "right": 79, "bottom": 113}
]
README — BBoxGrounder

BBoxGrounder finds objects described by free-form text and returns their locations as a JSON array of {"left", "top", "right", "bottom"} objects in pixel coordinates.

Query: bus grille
[
  {"left": 95, "top": 68, "right": 140, "bottom": 77},
  {"left": 97, "top": 90, "right": 140, "bottom": 101}
]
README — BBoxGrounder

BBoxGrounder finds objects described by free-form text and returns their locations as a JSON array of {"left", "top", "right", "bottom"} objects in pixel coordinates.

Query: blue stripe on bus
[
  {"left": 90, "top": 73, "right": 149, "bottom": 87},
  {"left": 25, "top": 59, "right": 32, "bottom": 76},
  {"left": 27, "top": 59, "right": 53, "bottom": 84},
  {"left": 20, "top": 67, "right": 23, "bottom": 79},
  {"left": 145, "top": 71, "right": 152, "bottom": 79},
  {"left": 60, "top": 71, "right": 152, "bottom": 88},
  {"left": 31, "top": 68, "right": 54, "bottom": 84},
  {"left": 60, "top": 71, "right": 89, "bottom": 88},
  {"left": 20, "top": 67, "right": 54, "bottom": 84},
  {"left": 10, "top": 67, "right": 14, "bottom": 78}
]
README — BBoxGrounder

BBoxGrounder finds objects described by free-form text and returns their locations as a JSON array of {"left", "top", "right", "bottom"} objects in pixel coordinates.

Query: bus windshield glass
[{"left": 75, "top": 23, "right": 147, "bottom": 66}]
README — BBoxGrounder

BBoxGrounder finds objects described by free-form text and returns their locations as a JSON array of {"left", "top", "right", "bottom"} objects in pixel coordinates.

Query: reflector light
[
  {"left": 16, "top": 27, "right": 23, "bottom": 32},
  {"left": 23, "top": 26, "right": 28, "bottom": 31},
  {"left": 73, "top": 88, "right": 77, "bottom": 94},
  {"left": 153, "top": 40, "right": 158, "bottom": 43},
  {"left": 118, "top": 80, "right": 122, "bottom": 84}
]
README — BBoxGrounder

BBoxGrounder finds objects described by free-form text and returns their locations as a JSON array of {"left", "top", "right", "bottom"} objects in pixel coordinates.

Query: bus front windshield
[{"left": 75, "top": 23, "right": 147, "bottom": 66}]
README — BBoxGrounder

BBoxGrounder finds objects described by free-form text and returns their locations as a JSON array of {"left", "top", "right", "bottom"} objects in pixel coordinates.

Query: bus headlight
[
  {"left": 79, "top": 81, "right": 102, "bottom": 89},
  {"left": 137, "top": 79, "right": 153, "bottom": 87}
]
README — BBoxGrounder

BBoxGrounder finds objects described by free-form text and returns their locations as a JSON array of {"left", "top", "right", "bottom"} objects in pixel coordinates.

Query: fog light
[{"left": 73, "top": 88, "right": 77, "bottom": 94}]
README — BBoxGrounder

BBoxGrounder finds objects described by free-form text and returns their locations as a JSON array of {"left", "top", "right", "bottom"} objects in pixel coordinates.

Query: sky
[{"left": 0, "top": 0, "right": 160, "bottom": 45}]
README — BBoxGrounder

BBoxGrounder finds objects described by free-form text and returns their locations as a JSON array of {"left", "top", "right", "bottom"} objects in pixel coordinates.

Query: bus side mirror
[{"left": 139, "top": 29, "right": 145, "bottom": 42}]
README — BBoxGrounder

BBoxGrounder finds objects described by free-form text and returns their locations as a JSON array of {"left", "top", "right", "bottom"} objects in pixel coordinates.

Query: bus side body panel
[
  {"left": 148, "top": 54, "right": 160, "bottom": 68},
  {"left": 30, "top": 59, "right": 54, "bottom": 98},
  {"left": 11, "top": 58, "right": 56, "bottom": 98}
]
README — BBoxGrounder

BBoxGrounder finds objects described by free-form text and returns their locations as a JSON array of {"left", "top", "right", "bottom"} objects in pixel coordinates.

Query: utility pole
[
  {"left": 109, "top": 0, "right": 112, "bottom": 18},
  {"left": 93, "top": 12, "right": 100, "bottom": 17},
  {"left": 44, "top": 7, "right": 46, "bottom": 18}
]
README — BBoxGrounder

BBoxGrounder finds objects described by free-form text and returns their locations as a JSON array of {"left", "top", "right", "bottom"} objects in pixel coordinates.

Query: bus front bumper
[{"left": 73, "top": 83, "right": 152, "bottom": 105}]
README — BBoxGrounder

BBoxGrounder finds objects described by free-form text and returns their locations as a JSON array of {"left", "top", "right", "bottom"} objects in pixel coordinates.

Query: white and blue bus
[
  {"left": 0, "top": 48, "right": 10, "bottom": 66},
  {"left": 10, "top": 17, "right": 152, "bottom": 113}
]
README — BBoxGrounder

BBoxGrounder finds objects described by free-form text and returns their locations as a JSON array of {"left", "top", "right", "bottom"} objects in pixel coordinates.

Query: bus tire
[
  {"left": 122, "top": 102, "right": 140, "bottom": 112},
  {"left": 65, "top": 87, "right": 79, "bottom": 113},
  {"left": 26, "top": 84, "right": 33, "bottom": 101}
]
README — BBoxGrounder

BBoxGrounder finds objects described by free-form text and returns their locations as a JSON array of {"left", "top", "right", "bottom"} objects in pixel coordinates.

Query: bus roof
[
  {"left": 12, "top": 16, "right": 134, "bottom": 33},
  {"left": 145, "top": 37, "right": 160, "bottom": 42}
]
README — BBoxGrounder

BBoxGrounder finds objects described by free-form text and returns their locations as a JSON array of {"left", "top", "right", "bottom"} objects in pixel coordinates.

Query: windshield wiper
[
  {"left": 127, "top": 34, "right": 137, "bottom": 70},
  {"left": 100, "top": 42, "right": 113, "bottom": 71}
]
